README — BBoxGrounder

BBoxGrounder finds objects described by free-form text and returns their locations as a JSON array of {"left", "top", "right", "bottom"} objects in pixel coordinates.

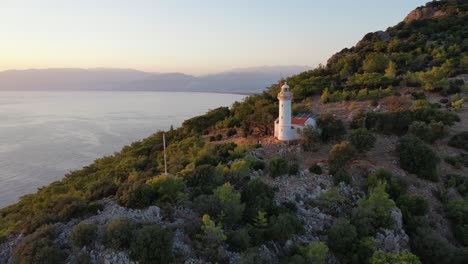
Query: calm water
[{"left": 0, "top": 91, "right": 245, "bottom": 208}]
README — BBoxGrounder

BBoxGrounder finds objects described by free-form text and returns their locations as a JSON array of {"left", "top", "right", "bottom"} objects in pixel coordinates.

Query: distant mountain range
[{"left": 0, "top": 66, "right": 311, "bottom": 94}]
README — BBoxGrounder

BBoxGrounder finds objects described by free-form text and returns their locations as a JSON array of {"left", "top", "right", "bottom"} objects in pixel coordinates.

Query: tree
[
  {"left": 418, "top": 60, "right": 453, "bottom": 91},
  {"left": 201, "top": 214, "right": 226, "bottom": 243},
  {"left": 329, "top": 141, "right": 356, "bottom": 174},
  {"left": 348, "top": 128, "right": 376, "bottom": 152},
  {"left": 321, "top": 88, "right": 330, "bottom": 104},
  {"left": 370, "top": 250, "right": 422, "bottom": 264},
  {"left": 214, "top": 183, "right": 245, "bottom": 226},
  {"left": 130, "top": 225, "right": 174, "bottom": 264},
  {"left": 385, "top": 61, "right": 397, "bottom": 79},
  {"left": 363, "top": 53, "right": 389, "bottom": 73},
  {"left": 199, "top": 214, "right": 227, "bottom": 262}
]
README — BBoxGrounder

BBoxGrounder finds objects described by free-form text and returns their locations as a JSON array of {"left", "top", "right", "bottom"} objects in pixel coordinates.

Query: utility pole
[{"left": 163, "top": 132, "right": 168, "bottom": 175}]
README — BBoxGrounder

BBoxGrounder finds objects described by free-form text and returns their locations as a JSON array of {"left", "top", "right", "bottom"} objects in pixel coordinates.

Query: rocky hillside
[{"left": 1, "top": 1, "right": 467, "bottom": 264}]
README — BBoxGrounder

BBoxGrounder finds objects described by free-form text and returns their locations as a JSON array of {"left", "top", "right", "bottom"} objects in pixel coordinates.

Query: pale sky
[{"left": 0, "top": 0, "right": 428, "bottom": 75}]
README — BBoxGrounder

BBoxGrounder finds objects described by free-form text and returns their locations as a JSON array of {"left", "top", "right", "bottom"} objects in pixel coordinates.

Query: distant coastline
[{"left": 0, "top": 66, "right": 311, "bottom": 95}]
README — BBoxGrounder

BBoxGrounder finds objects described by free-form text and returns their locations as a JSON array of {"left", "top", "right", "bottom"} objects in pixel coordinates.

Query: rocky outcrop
[
  {"left": 404, "top": 5, "right": 449, "bottom": 23},
  {"left": 0, "top": 234, "right": 23, "bottom": 264}
]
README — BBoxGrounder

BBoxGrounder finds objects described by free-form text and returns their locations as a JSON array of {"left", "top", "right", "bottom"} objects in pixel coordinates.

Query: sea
[{"left": 0, "top": 91, "right": 246, "bottom": 208}]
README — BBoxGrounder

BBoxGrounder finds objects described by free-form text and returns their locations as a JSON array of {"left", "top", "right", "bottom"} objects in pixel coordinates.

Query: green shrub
[
  {"left": 366, "top": 169, "right": 406, "bottom": 200},
  {"left": 71, "top": 222, "right": 97, "bottom": 248},
  {"left": 445, "top": 198, "right": 468, "bottom": 245},
  {"left": 356, "top": 108, "right": 459, "bottom": 135},
  {"left": 333, "top": 169, "right": 351, "bottom": 184},
  {"left": 229, "top": 159, "right": 251, "bottom": 180},
  {"left": 216, "top": 134, "right": 223, "bottom": 140},
  {"left": 241, "top": 179, "right": 275, "bottom": 222},
  {"left": 267, "top": 213, "right": 303, "bottom": 242},
  {"left": 309, "top": 163, "right": 322, "bottom": 175},
  {"left": 288, "top": 163, "right": 300, "bottom": 176},
  {"left": 193, "top": 194, "right": 220, "bottom": 216},
  {"left": 448, "top": 132, "right": 468, "bottom": 151},
  {"left": 105, "top": 217, "right": 135, "bottom": 250},
  {"left": 146, "top": 175, "right": 186, "bottom": 204},
  {"left": 12, "top": 225, "right": 66, "bottom": 264},
  {"left": 227, "top": 128, "right": 237, "bottom": 137},
  {"left": 227, "top": 228, "right": 251, "bottom": 252},
  {"left": 446, "top": 174, "right": 468, "bottom": 196},
  {"left": 451, "top": 98, "right": 464, "bottom": 109},
  {"left": 298, "top": 125, "right": 321, "bottom": 151},
  {"left": 329, "top": 141, "right": 355, "bottom": 174},
  {"left": 116, "top": 180, "right": 153, "bottom": 209},
  {"left": 411, "top": 226, "right": 467, "bottom": 264},
  {"left": 214, "top": 183, "right": 245, "bottom": 226},
  {"left": 268, "top": 157, "right": 289, "bottom": 177},
  {"left": 352, "top": 183, "right": 395, "bottom": 236},
  {"left": 316, "top": 113, "right": 346, "bottom": 142},
  {"left": 251, "top": 160, "right": 266, "bottom": 171},
  {"left": 238, "top": 247, "right": 275, "bottom": 264},
  {"left": 397, "top": 195, "right": 429, "bottom": 217},
  {"left": 327, "top": 219, "right": 357, "bottom": 256},
  {"left": 444, "top": 154, "right": 468, "bottom": 169},
  {"left": 186, "top": 165, "right": 223, "bottom": 197},
  {"left": 130, "top": 225, "right": 174, "bottom": 264},
  {"left": 348, "top": 128, "right": 376, "bottom": 152},
  {"left": 370, "top": 250, "right": 422, "bottom": 264},
  {"left": 408, "top": 121, "right": 445, "bottom": 143},
  {"left": 198, "top": 214, "right": 228, "bottom": 263},
  {"left": 397, "top": 195, "right": 429, "bottom": 234},
  {"left": 301, "top": 241, "right": 329, "bottom": 264},
  {"left": 398, "top": 135, "right": 439, "bottom": 181}
]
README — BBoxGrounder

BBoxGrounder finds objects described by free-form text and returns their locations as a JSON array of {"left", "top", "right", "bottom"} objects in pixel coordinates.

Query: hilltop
[{"left": 1, "top": 1, "right": 467, "bottom": 264}]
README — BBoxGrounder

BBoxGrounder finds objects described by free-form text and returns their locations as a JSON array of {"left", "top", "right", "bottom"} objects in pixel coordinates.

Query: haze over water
[{"left": 0, "top": 91, "right": 245, "bottom": 208}]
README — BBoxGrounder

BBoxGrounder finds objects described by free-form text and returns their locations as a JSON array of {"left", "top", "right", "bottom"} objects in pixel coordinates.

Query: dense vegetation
[{"left": 1, "top": 1, "right": 467, "bottom": 263}]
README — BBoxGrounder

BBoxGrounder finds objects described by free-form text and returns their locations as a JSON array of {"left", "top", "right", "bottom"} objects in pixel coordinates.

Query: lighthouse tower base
[{"left": 274, "top": 122, "right": 296, "bottom": 141}]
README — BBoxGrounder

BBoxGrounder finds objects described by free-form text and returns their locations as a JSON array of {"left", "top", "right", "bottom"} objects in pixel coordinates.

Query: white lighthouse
[
  {"left": 275, "top": 82, "right": 295, "bottom": 140},
  {"left": 274, "top": 82, "right": 317, "bottom": 141}
]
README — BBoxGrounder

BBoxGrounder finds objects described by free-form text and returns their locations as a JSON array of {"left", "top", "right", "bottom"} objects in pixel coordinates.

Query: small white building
[{"left": 274, "top": 82, "right": 317, "bottom": 141}]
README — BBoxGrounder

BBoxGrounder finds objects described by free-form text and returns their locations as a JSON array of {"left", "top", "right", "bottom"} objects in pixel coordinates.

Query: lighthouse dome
[{"left": 281, "top": 82, "right": 290, "bottom": 90}]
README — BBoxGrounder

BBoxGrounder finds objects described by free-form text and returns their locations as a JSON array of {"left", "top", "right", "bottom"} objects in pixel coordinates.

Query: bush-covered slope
[
  {"left": 285, "top": 0, "right": 467, "bottom": 101},
  {"left": 1, "top": 1, "right": 467, "bottom": 264}
]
